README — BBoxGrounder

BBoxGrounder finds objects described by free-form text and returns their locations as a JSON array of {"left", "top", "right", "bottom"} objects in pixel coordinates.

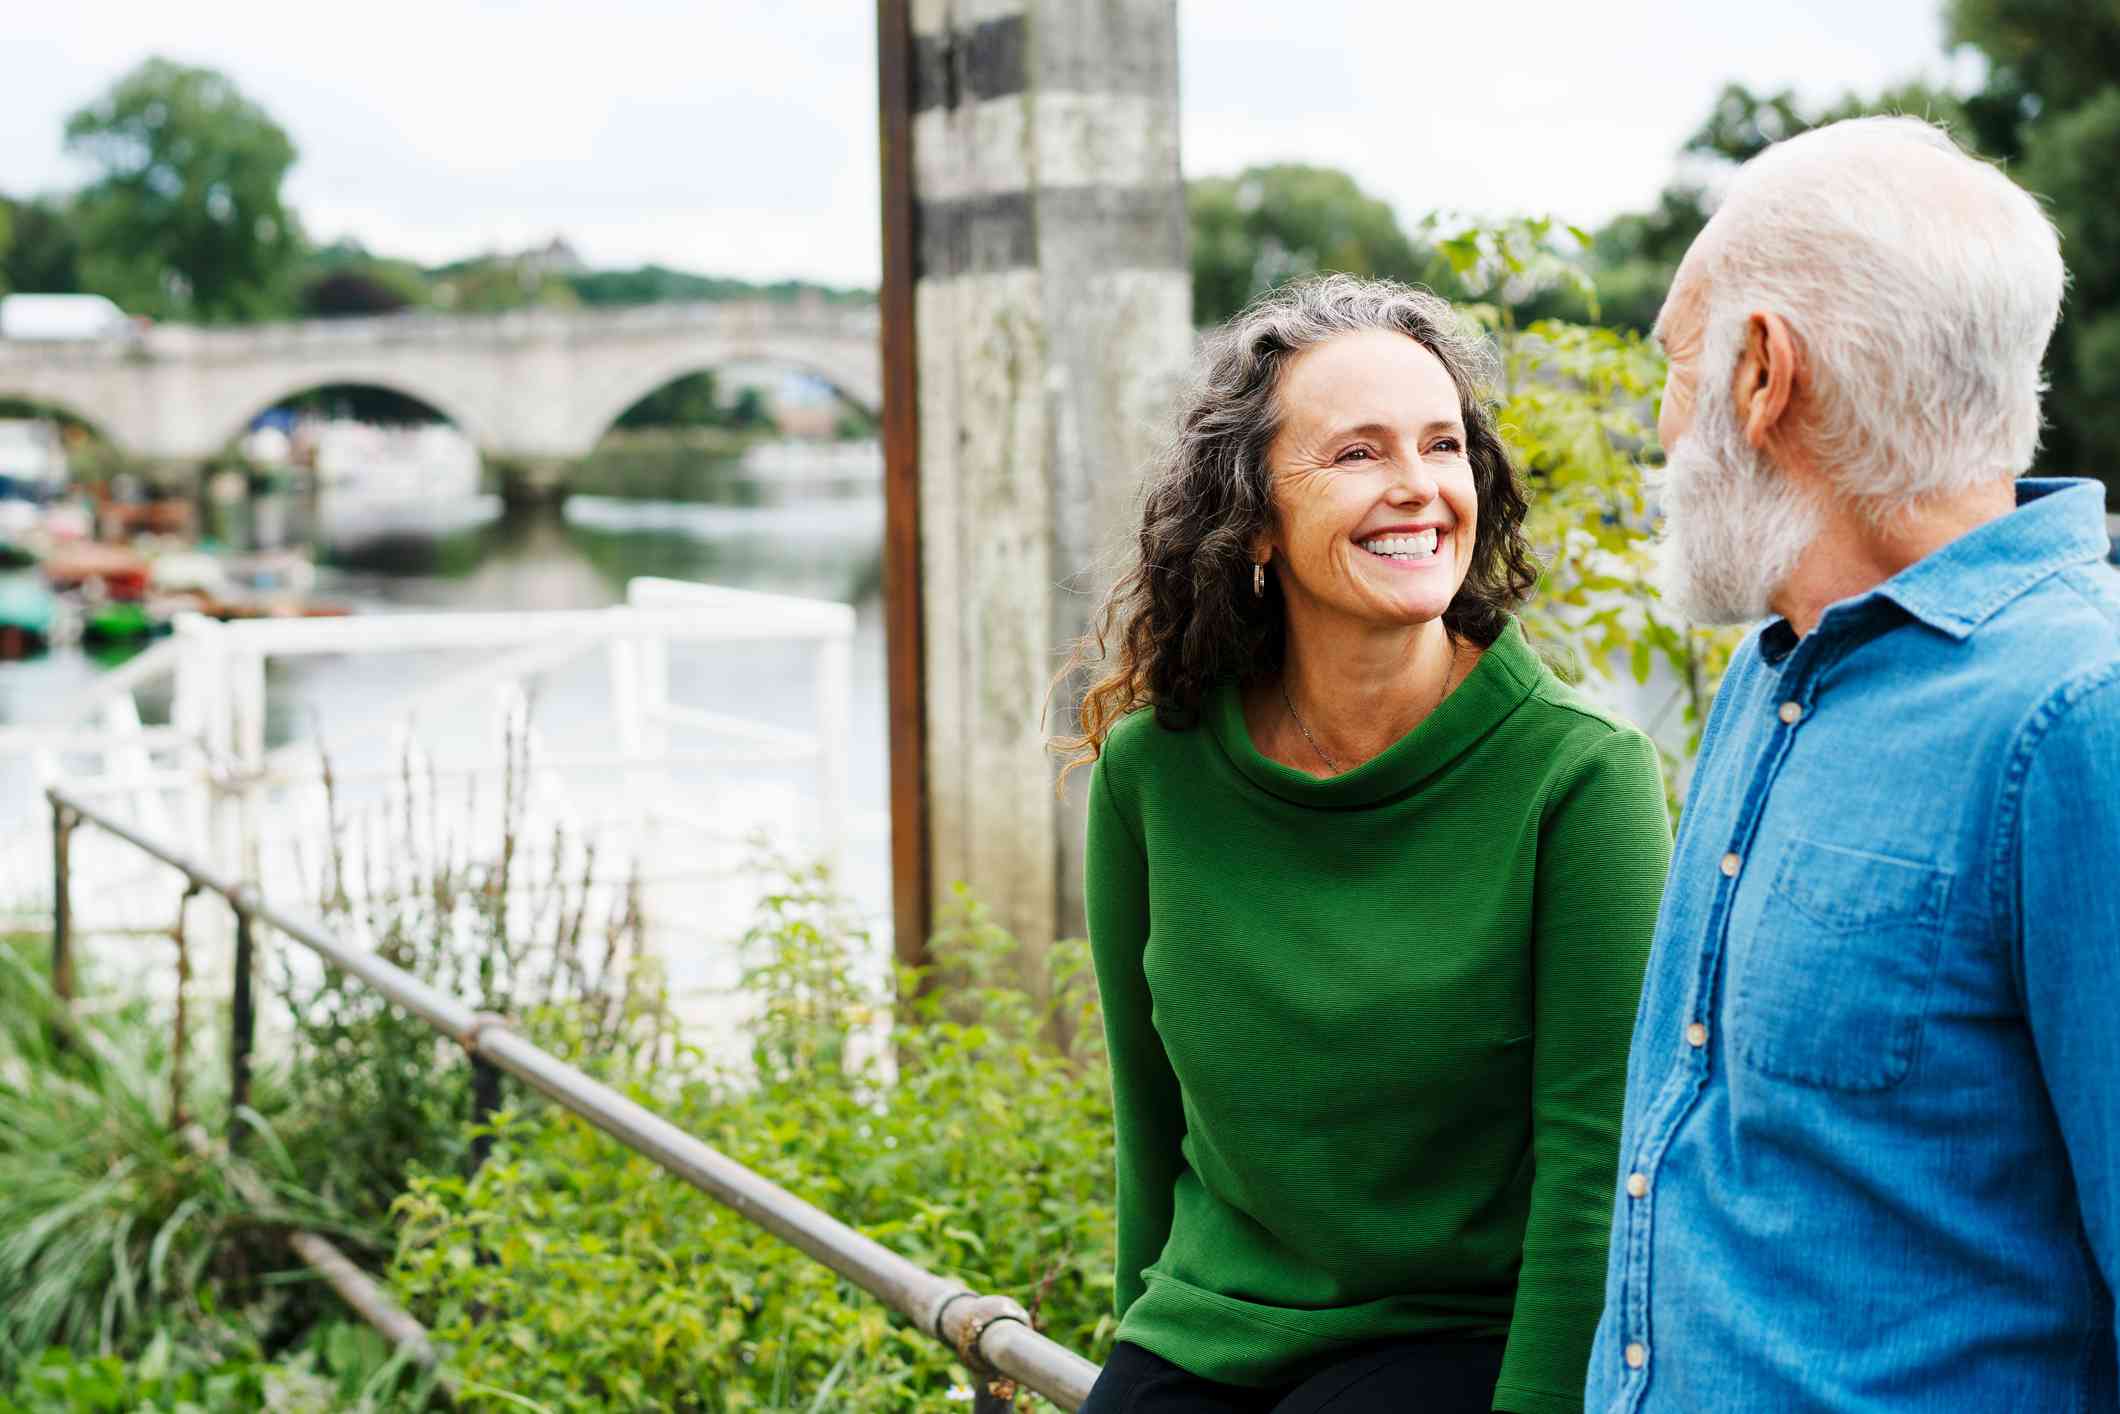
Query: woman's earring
[{"left": 1253, "top": 562, "right": 1266, "bottom": 598}]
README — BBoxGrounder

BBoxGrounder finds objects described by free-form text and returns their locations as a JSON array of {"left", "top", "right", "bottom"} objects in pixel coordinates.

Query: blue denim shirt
[{"left": 1587, "top": 478, "right": 2120, "bottom": 1412}]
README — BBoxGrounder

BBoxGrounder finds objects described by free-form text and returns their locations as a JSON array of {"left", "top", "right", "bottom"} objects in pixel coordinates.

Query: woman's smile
[{"left": 1356, "top": 525, "right": 1450, "bottom": 566}]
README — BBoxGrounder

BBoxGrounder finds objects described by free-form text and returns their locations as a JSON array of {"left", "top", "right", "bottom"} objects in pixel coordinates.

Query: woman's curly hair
[{"left": 1056, "top": 274, "right": 1539, "bottom": 777}]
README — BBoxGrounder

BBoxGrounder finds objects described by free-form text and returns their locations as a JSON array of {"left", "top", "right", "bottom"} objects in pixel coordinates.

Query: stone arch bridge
[{"left": 0, "top": 300, "right": 881, "bottom": 477}]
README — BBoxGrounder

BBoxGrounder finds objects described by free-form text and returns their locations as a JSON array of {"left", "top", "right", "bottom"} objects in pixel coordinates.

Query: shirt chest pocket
[{"left": 1731, "top": 838, "right": 1953, "bottom": 1093}]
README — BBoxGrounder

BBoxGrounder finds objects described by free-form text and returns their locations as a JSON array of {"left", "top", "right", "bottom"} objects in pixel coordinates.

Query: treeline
[
  {"left": 1189, "top": 0, "right": 2117, "bottom": 481},
  {"left": 4, "top": 0, "right": 2113, "bottom": 477},
  {"left": 0, "top": 58, "right": 870, "bottom": 327}
]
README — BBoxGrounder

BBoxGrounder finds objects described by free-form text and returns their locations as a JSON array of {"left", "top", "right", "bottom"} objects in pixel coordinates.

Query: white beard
[{"left": 1651, "top": 383, "right": 1821, "bottom": 627}]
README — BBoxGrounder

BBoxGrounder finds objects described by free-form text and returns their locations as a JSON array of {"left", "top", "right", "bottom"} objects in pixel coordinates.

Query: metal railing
[{"left": 46, "top": 785, "right": 1102, "bottom": 1411}]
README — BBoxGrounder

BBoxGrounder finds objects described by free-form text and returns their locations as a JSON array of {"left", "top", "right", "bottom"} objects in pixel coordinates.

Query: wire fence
[{"left": 45, "top": 785, "right": 1102, "bottom": 1412}]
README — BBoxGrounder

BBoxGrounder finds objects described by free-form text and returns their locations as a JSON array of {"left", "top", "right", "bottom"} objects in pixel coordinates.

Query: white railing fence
[{"left": 1, "top": 579, "right": 867, "bottom": 1045}]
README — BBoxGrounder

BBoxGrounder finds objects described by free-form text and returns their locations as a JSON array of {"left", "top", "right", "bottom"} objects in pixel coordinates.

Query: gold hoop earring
[{"left": 1253, "top": 562, "right": 1266, "bottom": 598}]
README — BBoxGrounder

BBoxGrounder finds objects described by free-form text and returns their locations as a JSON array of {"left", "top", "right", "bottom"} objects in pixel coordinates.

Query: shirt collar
[{"left": 1766, "top": 477, "right": 2110, "bottom": 654}]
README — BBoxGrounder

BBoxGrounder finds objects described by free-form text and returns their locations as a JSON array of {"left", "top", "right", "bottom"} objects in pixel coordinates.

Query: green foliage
[
  {"left": 0, "top": 1319, "right": 433, "bottom": 1413},
  {"left": 2012, "top": 86, "right": 2120, "bottom": 479},
  {"left": 567, "top": 427, "right": 772, "bottom": 499},
  {"left": 272, "top": 384, "right": 448, "bottom": 426},
  {"left": 426, "top": 257, "right": 580, "bottom": 314},
  {"left": 729, "top": 387, "right": 771, "bottom": 430},
  {"left": 298, "top": 242, "right": 432, "bottom": 319},
  {"left": 62, "top": 59, "right": 303, "bottom": 322},
  {"left": 1946, "top": 0, "right": 2120, "bottom": 159},
  {"left": 390, "top": 874, "right": 1115, "bottom": 1411},
  {"left": 276, "top": 745, "right": 666, "bottom": 1229},
  {"left": 567, "top": 266, "right": 873, "bottom": 308},
  {"left": 0, "top": 942, "right": 296, "bottom": 1370},
  {"left": 1557, "top": 80, "right": 1970, "bottom": 334},
  {"left": 1926, "top": 0, "right": 2120, "bottom": 484},
  {"left": 1188, "top": 164, "right": 1465, "bottom": 326},
  {"left": 613, "top": 370, "right": 793, "bottom": 432},
  {"left": 1435, "top": 219, "right": 1743, "bottom": 778},
  {"left": 0, "top": 196, "right": 85, "bottom": 296},
  {"left": 1562, "top": 15, "right": 2120, "bottom": 489}
]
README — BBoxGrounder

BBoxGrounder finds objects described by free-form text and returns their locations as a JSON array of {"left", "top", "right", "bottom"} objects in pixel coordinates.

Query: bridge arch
[
  {"left": 0, "top": 388, "right": 124, "bottom": 451},
  {"left": 208, "top": 367, "right": 496, "bottom": 456},
  {"left": 567, "top": 347, "right": 880, "bottom": 457}
]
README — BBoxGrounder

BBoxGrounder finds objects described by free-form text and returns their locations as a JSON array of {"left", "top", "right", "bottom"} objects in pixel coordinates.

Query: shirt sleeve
[
  {"left": 1498, "top": 728, "right": 1670, "bottom": 1414},
  {"left": 2017, "top": 669, "right": 2120, "bottom": 1360},
  {"left": 1085, "top": 754, "right": 1187, "bottom": 1323}
]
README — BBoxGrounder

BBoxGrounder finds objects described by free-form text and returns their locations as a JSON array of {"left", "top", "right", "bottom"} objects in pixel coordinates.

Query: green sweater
[{"left": 1085, "top": 619, "right": 1670, "bottom": 1414}]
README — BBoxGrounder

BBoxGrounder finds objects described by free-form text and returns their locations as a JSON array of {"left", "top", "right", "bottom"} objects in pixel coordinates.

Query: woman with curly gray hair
[{"left": 1064, "top": 276, "right": 1670, "bottom": 1414}]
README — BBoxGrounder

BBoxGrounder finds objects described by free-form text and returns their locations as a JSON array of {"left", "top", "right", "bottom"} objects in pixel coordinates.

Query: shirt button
[
  {"left": 1686, "top": 1021, "right": 1708, "bottom": 1048},
  {"left": 1778, "top": 700, "right": 1803, "bottom": 725},
  {"left": 1720, "top": 852, "right": 1742, "bottom": 878},
  {"left": 1626, "top": 1171, "right": 1650, "bottom": 1199},
  {"left": 1625, "top": 1342, "right": 1648, "bottom": 1370}
]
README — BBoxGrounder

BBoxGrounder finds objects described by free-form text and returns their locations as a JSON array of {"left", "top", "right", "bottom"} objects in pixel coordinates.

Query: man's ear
[{"left": 1732, "top": 311, "right": 1803, "bottom": 451}]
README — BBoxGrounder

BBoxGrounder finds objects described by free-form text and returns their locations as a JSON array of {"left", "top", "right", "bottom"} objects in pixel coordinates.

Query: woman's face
[{"left": 1259, "top": 328, "right": 1479, "bottom": 631}]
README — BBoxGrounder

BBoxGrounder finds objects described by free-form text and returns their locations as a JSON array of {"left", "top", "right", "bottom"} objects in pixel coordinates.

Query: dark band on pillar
[
  {"left": 912, "top": 15, "right": 1029, "bottom": 113},
  {"left": 911, "top": 11, "right": 1175, "bottom": 114},
  {"left": 916, "top": 185, "right": 1188, "bottom": 280}
]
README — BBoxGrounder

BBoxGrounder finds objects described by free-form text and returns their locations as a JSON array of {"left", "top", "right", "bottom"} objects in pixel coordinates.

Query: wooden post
[
  {"left": 876, "top": 0, "right": 1192, "bottom": 960},
  {"left": 879, "top": 0, "right": 931, "bottom": 970}
]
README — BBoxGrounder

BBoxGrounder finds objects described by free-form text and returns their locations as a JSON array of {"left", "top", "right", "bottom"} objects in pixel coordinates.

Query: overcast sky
[{"left": 5, "top": 1, "right": 1974, "bottom": 287}]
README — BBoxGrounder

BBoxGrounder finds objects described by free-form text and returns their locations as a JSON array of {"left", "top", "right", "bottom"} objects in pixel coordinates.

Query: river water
[{"left": 0, "top": 465, "right": 894, "bottom": 941}]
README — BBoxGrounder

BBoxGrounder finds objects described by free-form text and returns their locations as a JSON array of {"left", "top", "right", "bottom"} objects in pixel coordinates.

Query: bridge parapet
[{"left": 0, "top": 299, "right": 882, "bottom": 462}]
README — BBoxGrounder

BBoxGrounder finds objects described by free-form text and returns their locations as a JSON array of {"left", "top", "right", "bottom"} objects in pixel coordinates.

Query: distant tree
[
  {"left": 729, "top": 387, "right": 770, "bottom": 430},
  {"left": 0, "top": 196, "right": 85, "bottom": 294},
  {"left": 300, "top": 268, "right": 412, "bottom": 318},
  {"left": 1188, "top": 164, "right": 1459, "bottom": 326},
  {"left": 1946, "top": 0, "right": 2119, "bottom": 161},
  {"left": 1947, "top": 0, "right": 2120, "bottom": 483},
  {"left": 428, "top": 256, "right": 579, "bottom": 314},
  {"left": 62, "top": 58, "right": 304, "bottom": 322},
  {"left": 615, "top": 370, "right": 725, "bottom": 429},
  {"left": 295, "top": 238, "right": 429, "bottom": 318},
  {"left": 271, "top": 383, "right": 445, "bottom": 425},
  {"left": 566, "top": 264, "right": 875, "bottom": 308},
  {"left": 1565, "top": 80, "right": 1967, "bottom": 334}
]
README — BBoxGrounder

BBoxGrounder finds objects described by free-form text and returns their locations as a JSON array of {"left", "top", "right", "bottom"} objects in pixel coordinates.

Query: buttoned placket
[{"left": 1608, "top": 642, "right": 1822, "bottom": 1408}]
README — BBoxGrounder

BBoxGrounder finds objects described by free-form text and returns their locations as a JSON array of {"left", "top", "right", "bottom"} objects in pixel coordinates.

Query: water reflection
[{"left": 1, "top": 471, "right": 892, "bottom": 849}]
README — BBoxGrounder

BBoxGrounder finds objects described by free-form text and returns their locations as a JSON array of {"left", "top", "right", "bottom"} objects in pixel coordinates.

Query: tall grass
[{"left": 0, "top": 939, "right": 342, "bottom": 1371}]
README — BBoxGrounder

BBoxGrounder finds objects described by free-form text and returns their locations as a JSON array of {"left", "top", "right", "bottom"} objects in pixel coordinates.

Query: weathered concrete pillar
[{"left": 879, "top": 0, "right": 1193, "bottom": 958}]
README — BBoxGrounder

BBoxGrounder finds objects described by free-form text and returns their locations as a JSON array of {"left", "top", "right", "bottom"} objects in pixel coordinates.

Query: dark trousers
[{"left": 1079, "top": 1337, "right": 1508, "bottom": 1414}]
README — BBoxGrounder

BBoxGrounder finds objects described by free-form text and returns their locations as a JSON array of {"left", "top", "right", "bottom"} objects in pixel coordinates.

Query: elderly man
[{"left": 1587, "top": 116, "right": 2120, "bottom": 1411}]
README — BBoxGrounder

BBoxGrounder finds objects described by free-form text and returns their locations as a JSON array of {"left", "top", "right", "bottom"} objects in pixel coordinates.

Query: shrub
[
  {"left": 0, "top": 940, "right": 329, "bottom": 1372},
  {"left": 1439, "top": 216, "right": 1744, "bottom": 771},
  {"left": 390, "top": 873, "right": 1116, "bottom": 1411},
  {"left": 0, "top": 1319, "right": 434, "bottom": 1413},
  {"left": 275, "top": 741, "right": 666, "bottom": 1228}
]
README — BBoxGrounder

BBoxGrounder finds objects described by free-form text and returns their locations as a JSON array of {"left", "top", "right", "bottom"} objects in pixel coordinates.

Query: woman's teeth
[{"left": 1358, "top": 529, "right": 1440, "bottom": 560}]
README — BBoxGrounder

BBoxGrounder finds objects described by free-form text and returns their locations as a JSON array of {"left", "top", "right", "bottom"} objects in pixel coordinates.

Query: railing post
[
  {"left": 50, "top": 797, "right": 74, "bottom": 1006},
  {"left": 470, "top": 1055, "right": 502, "bottom": 1173},
  {"left": 466, "top": 1012, "right": 506, "bottom": 1176},
  {"left": 229, "top": 889, "right": 257, "bottom": 1142}
]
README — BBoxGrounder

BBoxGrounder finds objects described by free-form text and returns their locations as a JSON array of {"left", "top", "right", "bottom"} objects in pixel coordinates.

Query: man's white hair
[{"left": 1699, "top": 115, "right": 2065, "bottom": 512}]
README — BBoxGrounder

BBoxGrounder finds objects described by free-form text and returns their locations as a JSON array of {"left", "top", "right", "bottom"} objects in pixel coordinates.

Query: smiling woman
[{"left": 1056, "top": 275, "right": 1672, "bottom": 1414}]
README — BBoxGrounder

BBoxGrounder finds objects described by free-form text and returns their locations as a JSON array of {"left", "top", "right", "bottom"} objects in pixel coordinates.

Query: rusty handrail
[{"left": 47, "top": 785, "right": 1100, "bottom": 1411}]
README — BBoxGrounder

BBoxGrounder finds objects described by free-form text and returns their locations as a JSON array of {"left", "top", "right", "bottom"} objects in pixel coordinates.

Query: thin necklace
[{"left": 1281, "top": 638, "right": 1460, "bottom": 776}]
